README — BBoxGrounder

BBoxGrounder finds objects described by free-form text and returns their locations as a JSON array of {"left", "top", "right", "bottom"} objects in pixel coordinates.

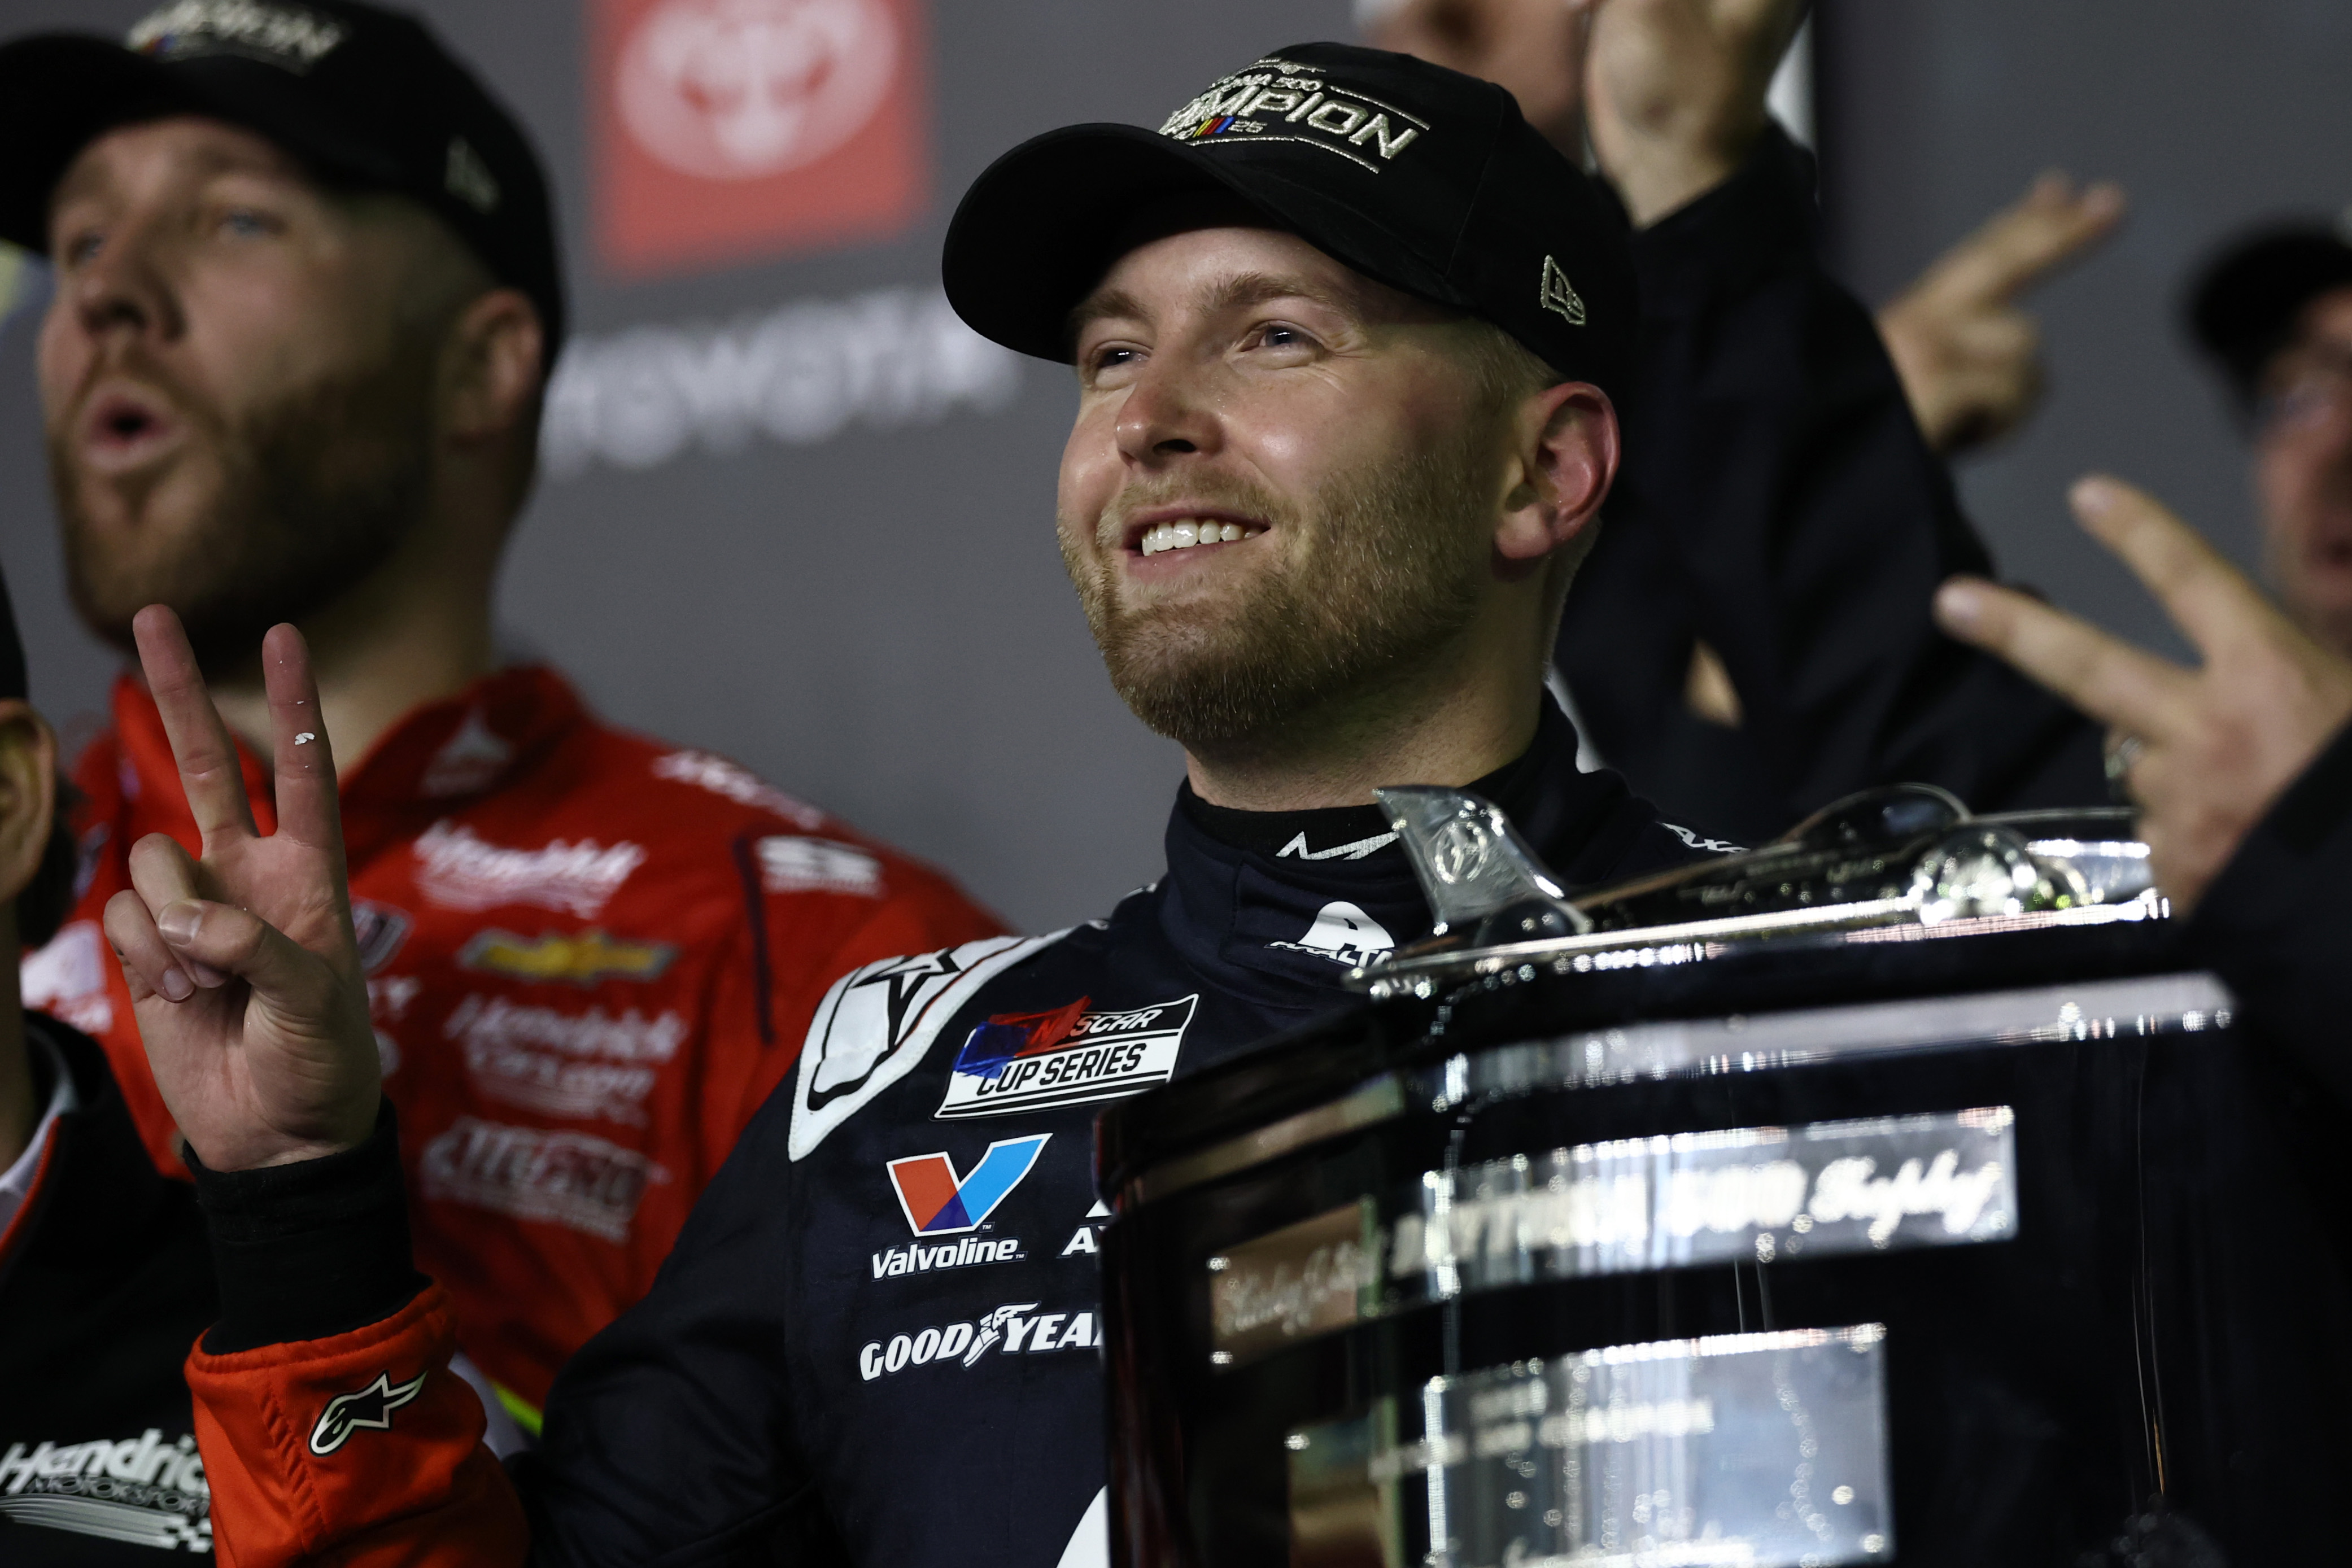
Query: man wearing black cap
[
  {"left": 0, "top": 564, "right": 223, "bottom": 1561},
  {"left": 101, "top": 43, "right": 1731, "bottom": 1568},
  {"left": 2188, "top": 222, "right": 2352, "bottom": 659},
  {"left": 0, "top": 0, "right": 999, "bottom": 1442}
]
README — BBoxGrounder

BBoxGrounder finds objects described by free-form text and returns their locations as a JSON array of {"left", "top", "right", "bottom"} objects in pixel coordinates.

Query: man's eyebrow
[
  {"left": 1067, "top": 270, "right": 1361, "bottom": 346},
  {"left": 1199, "top": 270, "right": 1358, "bottom": 320},
  {"left": 51, "top": 138, "right": 303, "bottom": 215},
  {"left": 1068, "top": 286, "right": 1148, "bottom": 343}
]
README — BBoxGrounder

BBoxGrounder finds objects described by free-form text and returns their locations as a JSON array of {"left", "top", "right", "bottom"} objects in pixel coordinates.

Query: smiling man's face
[
  {"left": 38, "top": 116, "right": 461, "bottom": 670},
  {"left": 1057, "top": 222, "right": 1525, "bottom": 750}
]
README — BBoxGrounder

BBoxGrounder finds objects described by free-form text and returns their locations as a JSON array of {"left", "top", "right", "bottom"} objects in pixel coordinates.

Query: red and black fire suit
[{"left": 29, "top": 666, "right": 1003, "bottom": 1425}]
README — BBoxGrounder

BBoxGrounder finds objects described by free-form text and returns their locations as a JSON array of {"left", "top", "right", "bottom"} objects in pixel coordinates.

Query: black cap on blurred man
[
  {"left": 0, "top": 0, "right": 563, "bottom": 346},
  {"left": 2187, "top": 219, "right": 2352, "bottom": 657}
]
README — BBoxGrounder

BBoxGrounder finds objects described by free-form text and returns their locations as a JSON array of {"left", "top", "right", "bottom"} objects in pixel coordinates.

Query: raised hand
[
  {"left": 1878, "top": 172, "right": 2126, "bottom": 455},
  {"left": 1363, "top": 0, "right": 1598, "bottom": 152},
  {"left": 1583, "top": 0, "right": 1807, "bottom": 226},
  {"left": 102, "top": 606, "right": 378, "bottom": 1171},
  {"left": 1935, "top": 477, "right": 2352, "bottom": 912}
]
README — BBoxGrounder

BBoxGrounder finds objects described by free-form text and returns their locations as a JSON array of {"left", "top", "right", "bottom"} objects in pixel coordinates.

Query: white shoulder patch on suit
[{"left": 788, "top": 933, "right": 1065, "bottom": 1160}]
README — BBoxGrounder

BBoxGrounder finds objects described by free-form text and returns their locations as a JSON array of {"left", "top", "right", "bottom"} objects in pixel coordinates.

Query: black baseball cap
[
  {"left": 0, "top": 0, "right": 564, "bottom": 350},
  {"left": 2187, "top": 220, "right": 2352, "bottom": 407},
  {"left": 942, "top": 43, "right": 1635, "bottom": 397}
]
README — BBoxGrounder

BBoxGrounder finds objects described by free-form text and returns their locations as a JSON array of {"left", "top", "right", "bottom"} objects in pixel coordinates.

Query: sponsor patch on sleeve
[{"left": 935, "top": 995, "right": 1195, "bottom": 1120}]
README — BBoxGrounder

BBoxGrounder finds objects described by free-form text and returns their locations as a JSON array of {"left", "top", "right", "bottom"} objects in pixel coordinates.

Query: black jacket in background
[
  {"left": 0, "top": 1016, "right": 216, "bottom": 1560},
  {"left": 1561, "top": 125, "right": 2105, "bottom": 842},
  {"left": 2187, "top": 719, "right": 2352, "bottom": 1108}
]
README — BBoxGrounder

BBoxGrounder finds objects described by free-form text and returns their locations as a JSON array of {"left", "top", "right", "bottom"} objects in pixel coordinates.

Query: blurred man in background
[
  {"left": 0, "top": 564, "right": 221, "bottom": 1561},
  {"left": 0, "top": 0, "right": 999, "bottom": 1439},
  {"left": 2189, "top": 222, "right": 2352, "bottom": 659},
  {"left": 1367, "top": 0, "right": 2123, "bottom": 838}
]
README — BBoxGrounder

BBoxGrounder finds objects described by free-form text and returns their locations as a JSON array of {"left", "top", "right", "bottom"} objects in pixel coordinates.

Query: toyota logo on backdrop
[
  {"left": 617, "top": 0, "right": 898, "bottom": 181},
  {"left": 593, "top": 0, "right": 930, "bottom": 278}
]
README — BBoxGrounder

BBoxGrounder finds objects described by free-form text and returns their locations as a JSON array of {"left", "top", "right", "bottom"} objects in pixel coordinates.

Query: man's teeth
[{"left": 1138, "top": 520, "right": 1260, "bottom": 556}]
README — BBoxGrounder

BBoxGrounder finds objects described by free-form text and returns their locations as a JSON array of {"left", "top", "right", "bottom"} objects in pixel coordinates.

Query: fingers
[
  {"left": 145, "top": 896, "right": 333, "bottom": 1007},
  {"left": 2067, "top": 476, "right": 2290, "bottom": 659},
  {"left": 1913, "top": 171, "right": 2125, "bottom": 309},
  {"left": 261, "top": 624, "right": 345, "bottom": 859},
  {"left": 125, "top": 833, "right": 229, "bottom": 989},
  {"left": 104, "top": 887, "right": 190, "bottom": 1003},
  {"left": 131, "top": 606, "right": 258, "bottom": 848},
  {"left": 1934, "top": 574, "right": 2195, "bottom": 738}
]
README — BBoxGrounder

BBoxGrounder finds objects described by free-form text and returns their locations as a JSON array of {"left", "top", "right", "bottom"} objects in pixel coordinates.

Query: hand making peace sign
[
  {"left": 1936, "top": 476, "right": 2352, "bottom": 913},
  {"left": 102, "top": 606, "right": 379, "bottom": 1172}
]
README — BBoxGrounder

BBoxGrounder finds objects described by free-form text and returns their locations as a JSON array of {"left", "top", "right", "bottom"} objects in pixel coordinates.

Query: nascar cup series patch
[{"left": 936, "top": 995, "right": 1197, "bottom": 1120}]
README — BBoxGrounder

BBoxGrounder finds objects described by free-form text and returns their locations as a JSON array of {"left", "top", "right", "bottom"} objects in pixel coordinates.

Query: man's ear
[
  {"left": 0, "top": 701, "right": 58, "bottom": 907},
  {"left": 442, "top": 287, "right": 545, "bottom": 447},
  {"left": 1494, "top": 382, "right": 1619, "bottom": 566}
]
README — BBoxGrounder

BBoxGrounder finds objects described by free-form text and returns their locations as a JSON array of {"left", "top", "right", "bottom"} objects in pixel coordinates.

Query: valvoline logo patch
[{"left": 887, "top": 1135, "right": 1049, "bottom": 1235}]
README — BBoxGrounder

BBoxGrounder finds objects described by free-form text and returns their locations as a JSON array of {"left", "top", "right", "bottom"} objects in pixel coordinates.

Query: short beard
[
  {"left": 51, "top": 340, "right": 438, "bottom": 678},
  {"left": 1065, "top": 429, "right": 1494, "bottom": 754}
]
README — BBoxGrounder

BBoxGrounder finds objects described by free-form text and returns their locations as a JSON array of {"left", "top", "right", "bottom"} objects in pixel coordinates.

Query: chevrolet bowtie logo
[
  {"left": 309, "top": 1370, "right": 426, "bottom": 1456},
  {"left": 459, "top": 928, "right": 678, "bottom": 986}
]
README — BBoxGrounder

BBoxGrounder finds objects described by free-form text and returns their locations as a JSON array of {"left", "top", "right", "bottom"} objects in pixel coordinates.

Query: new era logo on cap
[
  {"left": 1539, "top": 256, "right": 1586, "bottom": 327},
  {"left": 446, "top": 136, "right": 500, "bottom": 213},
  {"left": 1157, "top": 55, "right": 1427, "bottom": 172},
  {"left": 128, "top": 0, "right": 348, "bottom": 72},
  {"left": 887, "top": 1134, "right": 1049, "bottom": 1236}
]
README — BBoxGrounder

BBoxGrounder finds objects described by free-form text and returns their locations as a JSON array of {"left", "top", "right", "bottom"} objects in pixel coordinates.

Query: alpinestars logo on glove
[{"left": 310, "top": 1370, "right": 427, "bottom": 1455}]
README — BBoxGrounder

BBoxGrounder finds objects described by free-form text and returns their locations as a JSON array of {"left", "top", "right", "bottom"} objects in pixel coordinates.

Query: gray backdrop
[
  {"left": 1, "top": 0, "right": 2343, "bottom": 932},
  {"left": 1818, "top": 0, "right": 2352, "bottom": 664}
]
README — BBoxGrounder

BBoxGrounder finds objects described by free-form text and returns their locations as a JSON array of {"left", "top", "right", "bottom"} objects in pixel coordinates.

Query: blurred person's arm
[
  {"left": 1581, "top": 0, "right": 1806, "bottom": 226},
  {"left": 1562, "top": 0, "right": 2106, "bottom": 822},
  {"left": 1878, "top": 172, "right": 2124, "bottom": 455},
  {"left": 1937, "top": 475, "right": 2352, "bottom": 1098}
]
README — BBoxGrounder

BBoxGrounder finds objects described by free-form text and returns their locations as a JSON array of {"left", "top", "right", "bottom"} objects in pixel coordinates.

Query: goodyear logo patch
[
  {"left": 458, "top": 928, "right": 678, "bottom": 986},
  {"left": 936, "top": 995, "right": 1197, "bottom": 1120},
  {"left": 1157, "top": 56, "right": 1426, "bottom": 172}
]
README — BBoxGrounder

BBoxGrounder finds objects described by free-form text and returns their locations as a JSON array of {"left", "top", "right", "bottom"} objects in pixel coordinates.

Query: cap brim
[
  {"left": 944, "top": 122, "right": 1458, "bottom": 363},
  {"left": 0, "top": 37, "right": 202, "bottom": 252},
  {"left": 0, "top": 33, "right": 404, "bottom": 258}
]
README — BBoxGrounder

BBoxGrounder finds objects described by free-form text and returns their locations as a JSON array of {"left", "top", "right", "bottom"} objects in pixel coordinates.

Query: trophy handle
[{"left": 1372, "top": 785, "right": 1594, "bottom": 947}]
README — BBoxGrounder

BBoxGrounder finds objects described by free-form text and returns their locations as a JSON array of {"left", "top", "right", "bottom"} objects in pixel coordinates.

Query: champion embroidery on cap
[
  {"left": 446, "top": 137, "right": 502, "bottom": 215},
  {"left": 1158, "top": 58, "right": 1426, "bottom": 172},
  {"left": 1539, "top": 255, "right": 1587, "bottom": 326},
  {"left": 128, "top": 0, "right": 347, "bottom": 71}
]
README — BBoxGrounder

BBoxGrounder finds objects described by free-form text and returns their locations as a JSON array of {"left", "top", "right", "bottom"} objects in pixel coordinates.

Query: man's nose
[
  {"left": 65, "top": 217, "right": 181, "bottom": 343},
  {"left": 1114, "top": 353, "right": 1222, "bottom": 465}
]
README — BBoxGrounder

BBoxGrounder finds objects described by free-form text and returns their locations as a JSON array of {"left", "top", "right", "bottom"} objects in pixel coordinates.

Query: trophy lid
[{"left": 1350, "top": 786, "right": 2163, "bottom": 1001}]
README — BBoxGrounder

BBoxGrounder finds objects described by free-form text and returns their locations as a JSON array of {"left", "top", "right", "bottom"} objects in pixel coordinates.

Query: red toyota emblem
[{"left": 592, "top": 0, "right": 931, "bottom": 278}]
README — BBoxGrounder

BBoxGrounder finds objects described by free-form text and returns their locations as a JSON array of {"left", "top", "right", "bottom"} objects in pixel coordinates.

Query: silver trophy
[{"left": 1355, "top": 784, "right": 2159, "bottom": 1001}]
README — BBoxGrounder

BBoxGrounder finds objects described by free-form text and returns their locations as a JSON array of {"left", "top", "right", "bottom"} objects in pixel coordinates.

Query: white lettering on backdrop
[{"left": 540, "top": 286, "right": 1024, "bottom": 478}]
